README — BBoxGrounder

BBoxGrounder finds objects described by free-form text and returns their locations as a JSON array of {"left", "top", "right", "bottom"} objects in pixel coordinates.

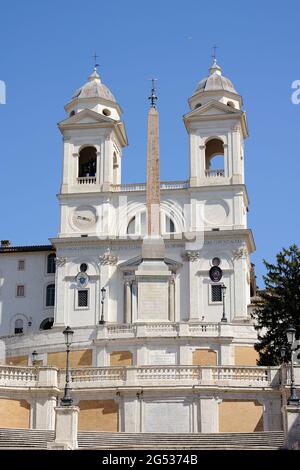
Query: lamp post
[
  {"left": 99, "top": 287, "right": 106, "bottom": 324},
  {"left": 60, "top": 326, "right": 74, "bottom": 407},
  {"left": 286, "top": 325, "right": 300, "bottom": 405},
  {"left": 221, "top": 283, "right": 227, "bottom": 322},
  {"left": 32, "top": 350, "right": 38, "bottom": 366}
]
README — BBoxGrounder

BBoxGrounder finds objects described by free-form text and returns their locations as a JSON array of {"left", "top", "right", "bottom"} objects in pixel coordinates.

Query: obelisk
[
  {"left": 142, "top": 79, "right": 165, "bottom": 258},
  {"left": 135, "top": 80, "right": 171, "bottom": 321}
]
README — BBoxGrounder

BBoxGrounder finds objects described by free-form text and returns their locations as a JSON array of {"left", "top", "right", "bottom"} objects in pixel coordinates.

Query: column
[
  {"left": 102, "top": 135, "right": 112, "bottom": 191},
  {"left": 199, "top": 396, "right": 219, "bottom": 433},
  {"left": 188, "top": 255, "right": 200, "bottom": 320},
  {"left": 132, "top": 281, "right": 138, "bottom": 322},
  {"left": 124, "top": 280, "right": 132, "bottom": 323},
  {"left": 199, "top": 143, "right": 206, "bottom": 179},
  {"left": 223, "top": 142, "right": 228, "bottom": 177},
  {"left": 189, "top": 134, "right": 198, "bottom": 186},
  {"left": 123, "top": 395, "right": 140, "bottom": 432},
  {"left": 34, "top": 396, "right": 57, "bottom": 430},
  {"left": 100, "top": 263, "right": 110, "bottom": 323},
  {"left": 168, "top": 277, "right": 175, "bottom": 322},
  {"left": 96, "top": 150, "right": 101, "bottom": 185},
  {"left": 53, "top": 257, "right": 67, "bottom": 328},
  {"left": 61, "top": 139, "right": 71, "bottom": 192}
]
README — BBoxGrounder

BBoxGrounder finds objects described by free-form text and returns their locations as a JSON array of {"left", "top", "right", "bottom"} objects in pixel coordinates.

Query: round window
[
  {"left": 209, "top": 266, "right": 223, "bottom": 282},
  {"left": 80, "top": 263, "right": 88, "bottom": 273},
  {"left": 212, "top": 257, "right": 221, "bottom": 266},
  {"left": 102, "top": 108, "right": 111, "bottom": 116}
]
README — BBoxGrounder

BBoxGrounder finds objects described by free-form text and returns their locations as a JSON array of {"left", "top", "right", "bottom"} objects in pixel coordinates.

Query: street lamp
[
  {"left": 99, "top": 287, "right": 106, "bottom": 324},
  {"left": 221, "top": 284, "right": 227, "bottom": 323},
  {"left": 286, "top": 325, "right": 300, "bottom": 405},
  {"left": 32, "top": 350, "right": 38, "bottom": 365},
  {"left": 60, "top": 326, "right": 74, "bottom": 407}
]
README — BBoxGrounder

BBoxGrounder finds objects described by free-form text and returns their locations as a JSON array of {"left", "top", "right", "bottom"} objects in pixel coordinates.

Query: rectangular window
[
  {"left": 78, "top": 289, "right": 88, "bottom": 307},
  {"left": 211, "top": 284, "right": 222, "bottom": 302},
  {"left": 18, "top": 260, "right": 25, "bottom": 271},
  {"left": 47, "top": 254, "right": 56, "bottom": 274},
  {"left": 46, "top": 284, "right": 55, "bottom": 307},
  {"left": 16, "top": 285, "right": 25, "bottom": 297}
]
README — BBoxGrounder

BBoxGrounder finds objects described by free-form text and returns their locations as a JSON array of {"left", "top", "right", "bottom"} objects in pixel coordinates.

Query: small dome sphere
[
  {"left": 194, "top": 60, "right": 238, "bottom": 95},
  {"left": 72, "top": 68, "right": 116, "bottom": 102}
]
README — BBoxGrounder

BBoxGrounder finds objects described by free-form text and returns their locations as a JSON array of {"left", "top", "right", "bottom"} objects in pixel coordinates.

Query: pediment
[
  {"left": 184, "top": 100, "right": 241, "bottom": 120},
  {"left": 119, "top": 255, "right": 181, "bottom": 272},
  {"left": 58, "top": 108, "right": 115, "bottom": 128}
]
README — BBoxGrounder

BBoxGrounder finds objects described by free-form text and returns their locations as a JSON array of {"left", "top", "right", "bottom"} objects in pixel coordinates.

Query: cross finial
[
  {"left": 212, "top": 44, "right": 218, "bottom": 62},
  {"left": 93, "top": 52, "right": 99, "bottom": 69},
  {"left": 148, "top": 78, "right": 158, "bottom": 108}
]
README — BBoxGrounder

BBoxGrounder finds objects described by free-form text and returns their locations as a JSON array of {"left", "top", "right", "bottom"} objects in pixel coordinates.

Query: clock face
[{"left": 72, "top": 206, "right": 97, "bottom": 229}]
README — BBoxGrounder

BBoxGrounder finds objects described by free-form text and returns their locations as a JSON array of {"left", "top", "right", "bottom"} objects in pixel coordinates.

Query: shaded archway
[
  {"left": 205, "top": 138, "right": 224, "bottom": 177},
  {"left": 78, "top": 146, "right": 97, "bottom": 177},
  {"left": 40, "top": 317, "right": 54, "bottom": 330}
]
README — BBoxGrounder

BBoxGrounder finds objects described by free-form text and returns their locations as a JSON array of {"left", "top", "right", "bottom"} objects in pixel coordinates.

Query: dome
[
  {"left": 194, "top": 60, "right": 238, "bottom": 95},
  {"left": 72, "top": 68, "right": 116, "bottom": 102}
]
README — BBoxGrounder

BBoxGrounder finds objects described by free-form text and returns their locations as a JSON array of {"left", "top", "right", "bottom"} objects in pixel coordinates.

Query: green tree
[{"left": 251, "top": 244, "right": 300, "bottom": 365}]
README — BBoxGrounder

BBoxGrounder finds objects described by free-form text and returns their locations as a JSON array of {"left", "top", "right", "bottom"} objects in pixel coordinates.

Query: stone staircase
[
  {"left": 0, "top": 428, "right": 285, "bottom": 450},
  {"left": 77, "top": 431, "right": 285, "bottom": 450},
  {"left": 0, "top": 428, "right": 55, "bottom": 449}
]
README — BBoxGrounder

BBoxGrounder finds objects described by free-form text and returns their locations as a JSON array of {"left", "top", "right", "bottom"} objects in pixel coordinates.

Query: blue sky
[{"left": 0, "top": 0, "right": 299, "bottom": 286}]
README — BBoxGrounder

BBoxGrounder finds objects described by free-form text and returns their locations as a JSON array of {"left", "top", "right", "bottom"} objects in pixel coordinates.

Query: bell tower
[
  {"left": 184, "top": 59, "right": 248, "bottom": 187},
  {"left": 58, "top": 67, "right": 127, "bottom": 195}
]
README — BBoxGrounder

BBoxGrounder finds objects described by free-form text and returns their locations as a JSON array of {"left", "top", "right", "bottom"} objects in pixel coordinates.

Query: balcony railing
[
  {"left": 205, "top": 169, "right": 225, "bottom": 177},
  {"left": 98, "top": 322, "right": 222, "bottom": 340},
  {"left": 77, "top": 176, "right": 96, "bottom": 185},
  {"left": 111, "top": 180, "right": 189, "bottom": 192},
  {"left": 66, "top": 365, "right": 276, "bottom": 389},
  {"left": 0, "top": 365, "right": 38, "bottom": 387},
  {"left": 0, "top": 364, "right": 284, "bottom": 390}
]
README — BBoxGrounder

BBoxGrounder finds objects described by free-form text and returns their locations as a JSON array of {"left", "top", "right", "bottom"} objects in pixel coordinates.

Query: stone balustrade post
[
  {"left": 201, "top": 367, "right": 213, "bottom": 382},
  {"left": 126, "top": 368, "right": 137, "bottom": 386},
  {"left": 47, "top": 406, "right": 79, "bottom": 450},
  {"left": 282, "top": 404, "right": 300, "bottom": 449},
  {"left": 37, "top": 366, "right": 58, "bottom": 388}
]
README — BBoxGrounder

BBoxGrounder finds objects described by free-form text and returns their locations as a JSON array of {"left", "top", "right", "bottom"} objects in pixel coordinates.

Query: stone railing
[
  {"left": 64, "top": 367, "right": 126, "bottom": 387},
  {"left": 67, "top": 365, "right": 276, "bottom": 389},
  {"left": 98, "top": 322, "right": 222, "bottom": 340},
  {"left": 211, "top": 367, "right": 270, "bottom": 383},
  {"left": 107, "top": 324, "right": 137, "bottom": 338},
  {"left": 136, "top": 366, "right": 201, "bottom": 382},
  {"left": 160, "top": 180, "right": 189, "bottom": 190},
  {"left": 205, "top": 169, "right": 225, "bottom": 177},
  {"left": 111, "top": 180, "right": 189, "bottom": 192},
  {"left": 0, "top": 364, "right": 286, "bottom": 390},
  {"left": 143, "top": 323, "right": 179, "bottom": 336},
  {"left": 188, "top": 323, "right": 219, "bottom": 335},
  {"left": 77, "top": 176, "right": 96, "bottom": 185},
  {"left": 0, "top": 365, "right": 38, "bottom": 387}
]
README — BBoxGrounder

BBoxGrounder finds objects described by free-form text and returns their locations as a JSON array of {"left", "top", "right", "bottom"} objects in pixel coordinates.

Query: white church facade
[{"left": 0, "top": 60, "right": 286, "bottom": 434}]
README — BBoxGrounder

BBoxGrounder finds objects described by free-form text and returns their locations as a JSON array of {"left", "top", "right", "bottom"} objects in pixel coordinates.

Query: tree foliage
[{"left": 251, "top": 244, "right": 300, "bottom": 365}]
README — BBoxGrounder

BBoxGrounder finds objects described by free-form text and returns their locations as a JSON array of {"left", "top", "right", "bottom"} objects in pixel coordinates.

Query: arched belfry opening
[
  {"left": 78, "top": 146, "right": 97, "bottom": 178},
  {"left": 205, "top": 138, "right": 225, "bottom": 177}
]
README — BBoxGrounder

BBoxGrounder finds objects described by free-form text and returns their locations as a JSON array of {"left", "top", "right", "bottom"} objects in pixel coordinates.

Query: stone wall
[
  {"left": 234, "top": 346, "right": 259, "bottom": 366},
  {"left": 110, "top": 351, "right": 133, "bottom": 366},
  {"left": 0, "top": 399, "right": 30, "bottom": 429},
  {"left": 78, "top": 400, "right": 118, "bottom": 431},
  {"left": 219, "top": 399, "right": 263, "bottom": 432},
  {"left": 47, "top": 349, "right": 92, "bottom": 368}
]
